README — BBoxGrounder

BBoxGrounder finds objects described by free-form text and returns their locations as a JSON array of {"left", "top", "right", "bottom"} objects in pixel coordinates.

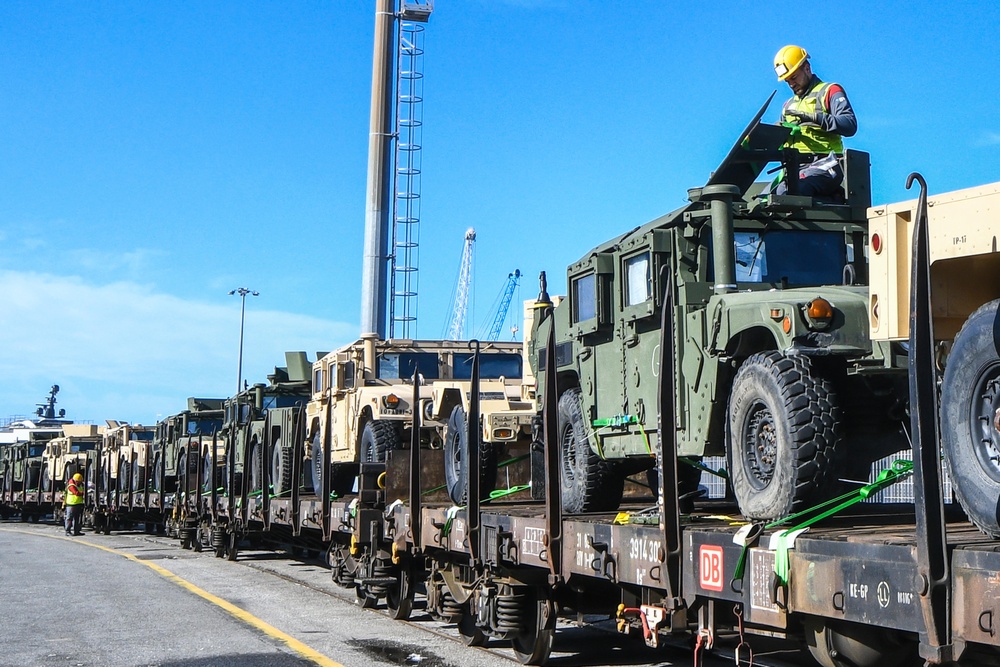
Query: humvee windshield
[
  {"left": 733, "top": 230, "right": 848, "bottom": 286},
  {"left": 262, "top": 395, "right": 303, "bottom": 411},
  {"left": 132, "top": 431, "right": 154, "bottom": 442},
  {"left": 453, "top": 353, "right": 523, "bottom": 380},
  {"left": 29, "top": 446, "right": 45, "bottom": 457},
  {"left": 377, "top": 353, "right": 440, "bottom": 380},
  {"left": 187, "top": 418, "right": 223, "bottom": 436},
  {"left": 70, "top": 442, "right": 96, "bottom": 453}
]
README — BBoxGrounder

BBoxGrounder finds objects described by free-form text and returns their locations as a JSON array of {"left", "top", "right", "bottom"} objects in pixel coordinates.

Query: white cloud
[
  {"left": 0, "top": 270, "right": 357, "bottom": 424},
  {"left": 977, "top": 132, "right": 1000, "bottom": 147}
]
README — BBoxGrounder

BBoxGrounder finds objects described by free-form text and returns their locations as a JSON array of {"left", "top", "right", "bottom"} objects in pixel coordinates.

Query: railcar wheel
[
  {"left": 443, "top": 405, "right": 498, "bottom": 505},
  {"left": 385, "top": 565, "right": 415, "bottom": 621},
  {"left": 458, "top": 605, "right": 487, "bottom": 647},
  {"left": 941, "top": 299, "right": 1000, "bottom": 537},
  {"left": 355, "top": 585, "right": 378, "bottom": 609},
  {"left": 727, "top": 352, "right": 840, "bottom": 520},
  {"left": 804, "top": 617, "right": 914, "bottom": 667},
  {"left": 226, "top": 531, "right": 239, "bottom": 561},
  {"left": 511, "top": 593, "right": 555, "bottom": 666},
  {"left": 558, "top": 388, "right": 624, "bottom": 513},
  {"left": 360, "top": 421, "right": 401, "bottom": 464}
]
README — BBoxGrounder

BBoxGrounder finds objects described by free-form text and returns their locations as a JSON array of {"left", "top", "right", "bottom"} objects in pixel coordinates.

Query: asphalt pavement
[{"left": 0, "top": 521, "right": 786, "bottom": 667}]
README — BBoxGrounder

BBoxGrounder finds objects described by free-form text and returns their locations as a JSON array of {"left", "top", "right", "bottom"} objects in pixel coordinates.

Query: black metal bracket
[{"left": 905, "top": 172, "right": 952, "bottom": 660}]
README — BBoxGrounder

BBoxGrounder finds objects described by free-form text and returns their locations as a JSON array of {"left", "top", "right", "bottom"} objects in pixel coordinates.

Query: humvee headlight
[
  {"left": 805, "top": 297, "right": 834, "bottom": 330},
  {"left": 382, "top": 394, "right": 401, "bottom": 409},
  {"left": 492, "top": 427, "right": 515, "bottom": 440}
]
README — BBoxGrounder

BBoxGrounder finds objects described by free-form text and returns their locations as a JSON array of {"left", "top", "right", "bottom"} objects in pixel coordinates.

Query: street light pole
[{"left": 228, "top": 288, "right": 259, "bottom": 399}]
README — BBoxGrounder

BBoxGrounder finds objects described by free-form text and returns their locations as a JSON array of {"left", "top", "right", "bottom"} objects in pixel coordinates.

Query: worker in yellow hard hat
[
  {"left": 772, "top": 45, "right": 857, "bottom": 197},
  {"left": 64, "top": 471, "right": 85, "bottom": 536}
]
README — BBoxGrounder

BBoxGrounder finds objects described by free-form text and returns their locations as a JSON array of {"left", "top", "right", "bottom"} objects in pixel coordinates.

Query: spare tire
[
  {"left": 941, "top": 299, "right": 1000, "bottom": 537},
  {"left": 271, "top": 445, "right": 293, "bottom": 496},
  {"left": 443, "top": 405, "right": 497, "bottom": 505}
]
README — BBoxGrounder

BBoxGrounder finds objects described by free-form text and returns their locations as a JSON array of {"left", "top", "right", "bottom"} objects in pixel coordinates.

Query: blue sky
[{"left": 2, "top": 1, "right": 997, "bottom": 424}]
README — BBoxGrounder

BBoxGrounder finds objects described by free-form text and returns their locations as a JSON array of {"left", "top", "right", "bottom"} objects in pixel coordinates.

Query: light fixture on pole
[{"left": 228, "top": 288, "right": 259, "bottom": 400}]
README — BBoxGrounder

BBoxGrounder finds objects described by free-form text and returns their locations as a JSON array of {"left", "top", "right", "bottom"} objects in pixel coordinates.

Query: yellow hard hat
[
  {"left": 774, "top": 45, "right": 809, "bottom": 81},
  {"left": 73, "top": 473, "right": 83, "bottom": 481}
]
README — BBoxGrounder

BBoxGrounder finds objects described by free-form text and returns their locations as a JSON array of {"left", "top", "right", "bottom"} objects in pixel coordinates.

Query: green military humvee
[{"left": 531, "top": 99, "right": 908, "bottom": 520}]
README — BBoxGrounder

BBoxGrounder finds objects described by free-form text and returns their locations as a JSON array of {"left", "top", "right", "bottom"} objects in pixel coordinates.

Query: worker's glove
[{"left": 784, "top": 109, "right": 822, "bottom": 126}]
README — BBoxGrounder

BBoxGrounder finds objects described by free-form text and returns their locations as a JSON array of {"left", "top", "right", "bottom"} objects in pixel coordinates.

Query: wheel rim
[
  {"left": 742, "top": 401, "right": 777, "bottom": 490},
  {"left": 447, "top": 430, "right": 462, "bottom": 480},
  {"left": 971, "top": 364, "right": 1000, "bottom": 482},
  {"left": 560, "top": 422, "right": 580, "bottom": 485}
]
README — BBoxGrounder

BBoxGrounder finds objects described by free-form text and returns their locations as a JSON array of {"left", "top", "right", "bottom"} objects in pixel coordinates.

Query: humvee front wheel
[
  {"left": 558, "top": 388, "right": 624, "bottom": 513},
  {"left": 728, "top": 352, "right": 840, "bottom": 520},
  {"left": 443, "top": 405, "right": 498, "bottom": 505},
  {"left": 941, "top": 299, "right": 1000, "bottom": 537},
  {"left": 360, "top": 420, "right": 401, "bottom": 464}
]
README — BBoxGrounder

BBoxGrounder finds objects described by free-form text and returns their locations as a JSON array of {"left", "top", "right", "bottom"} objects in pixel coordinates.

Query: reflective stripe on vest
[
  {"left": 66, "top": 480, "right": 84, "bottom": 505},
  {"left": 782, "top": 80, "right": 844, "bottom": 155}
]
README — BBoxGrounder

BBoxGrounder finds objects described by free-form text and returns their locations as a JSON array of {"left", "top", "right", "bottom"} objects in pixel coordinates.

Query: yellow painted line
[{"left": 0, "top": 528, "right": 345, "bottom": 667}]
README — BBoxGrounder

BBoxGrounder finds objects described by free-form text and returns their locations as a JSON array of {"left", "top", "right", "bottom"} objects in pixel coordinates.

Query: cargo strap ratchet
[{"left": 731, "top": 459, "right": 914, "bottom": 590}]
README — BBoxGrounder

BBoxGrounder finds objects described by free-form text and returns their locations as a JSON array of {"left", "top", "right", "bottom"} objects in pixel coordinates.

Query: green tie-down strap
[
  {"left": 771, "top": 459, "right": 914, "bottom": 585},
  {"left": 730, "top": 460, "right": 914, "bottom": 588},
  {"left": 422, "top": 454, "right": 531, "bottom": 496},
  {"left": 679, "top": 456, "right": 729, "bottom": 479}
]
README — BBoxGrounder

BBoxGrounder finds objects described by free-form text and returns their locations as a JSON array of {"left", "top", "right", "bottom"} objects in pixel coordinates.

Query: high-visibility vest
[
  {"left": 65, "top": 479, "right": 84, "bottom": 506},
  {"left": 782, "top": 79, "right": 844, "bottom": 155}
]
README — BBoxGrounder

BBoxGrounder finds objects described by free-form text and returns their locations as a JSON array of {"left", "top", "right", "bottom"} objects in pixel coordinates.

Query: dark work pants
[{"left": 65, "top": 505, "right": 84, "bottom": 535}]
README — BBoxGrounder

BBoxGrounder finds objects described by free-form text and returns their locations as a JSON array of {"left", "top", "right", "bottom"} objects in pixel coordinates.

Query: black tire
[
  {"left": 249, "top": 441, "right": 263, "bottom": 493},
  {"left": 123, "top": 456, "right": 134, "bottom": 494},
  {"left": 176, "top": 453, "right": 186, "bottom": 495},
  {"left": 310, "top": 430, "right": 324, "bottom": 494},
  {"left": 133, "top": 461, "right": 146, "bottom": 493},
  {"left": 443, "top": 406, "right": 499, "bottom": 505},
  {"left": 201, "top": 452, "right": 215, "bottom": 494},
  {"left": 26, "top": 463, "right": 40, "bottom": 491},
  {"left": 152, "top": 454, "right": 163, "bottom": 493},
  {"left": 727, "top": 351, "right": 841, "bottom": 520},
  {"left": 40, "top": 466, "right": 52, "bottom": 493},
  {"left": 941, "top": 299, "right": 1000, "bottom": 537},
  {"left": 360, "top": 421, "right": 401, "bottom": 464},
  {"left": 224, "top": 443, "right": 243, "bottom": 498},
  {"left": 558, "top": 388, "right": 624, "bottom": 513},
  {"left": 271, "top": 446, "right": 294, "bottom": 496}
]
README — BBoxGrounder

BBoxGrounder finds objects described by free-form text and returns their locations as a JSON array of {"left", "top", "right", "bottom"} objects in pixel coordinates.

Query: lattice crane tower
[{"left": 446, "top": 228, "right": 476, "bottom": 340}]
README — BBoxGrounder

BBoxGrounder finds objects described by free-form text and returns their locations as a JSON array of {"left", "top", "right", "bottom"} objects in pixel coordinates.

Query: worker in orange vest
[{"left": 64, "top": 472, "right": 85, "bottom": 536}]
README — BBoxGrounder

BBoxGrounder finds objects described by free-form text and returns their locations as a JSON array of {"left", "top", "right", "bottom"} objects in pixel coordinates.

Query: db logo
[{"left": 699, "top": 545, "right": 724, "bottom": 591}]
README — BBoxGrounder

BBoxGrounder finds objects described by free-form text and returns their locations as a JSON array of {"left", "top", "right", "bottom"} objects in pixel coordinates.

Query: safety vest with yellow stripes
[{"left": 781, "top": 79, "right": 844, "bottom": 155}]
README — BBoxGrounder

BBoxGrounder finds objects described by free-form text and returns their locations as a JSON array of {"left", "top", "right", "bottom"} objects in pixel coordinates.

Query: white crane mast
[{"left": 446, "top": 228, "right": 476, "bottom": 340}]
